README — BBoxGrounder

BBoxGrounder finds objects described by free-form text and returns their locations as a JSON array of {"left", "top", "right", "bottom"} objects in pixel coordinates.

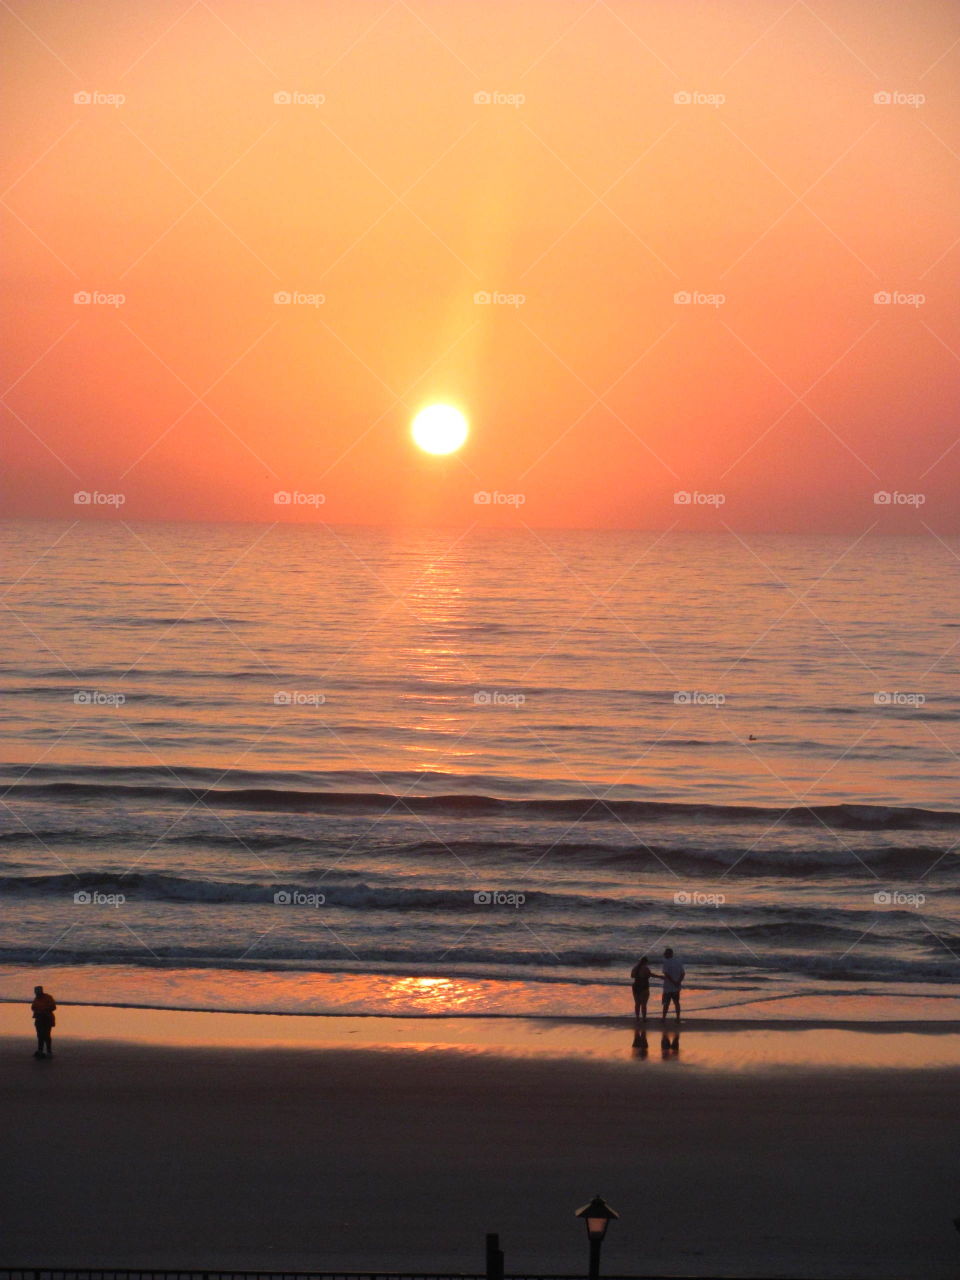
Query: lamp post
[
  {"left": 575, "top": 1194, "right": 619, "bottom": 1279},
  {"left": 485, "top": 1231, "right": 504, "bottom": 1280}
]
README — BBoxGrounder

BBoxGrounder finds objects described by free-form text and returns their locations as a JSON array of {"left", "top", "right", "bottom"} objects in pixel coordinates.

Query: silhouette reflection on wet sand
[{"left": 631, "top": 1028, "right": 680, "bottom": 1060}]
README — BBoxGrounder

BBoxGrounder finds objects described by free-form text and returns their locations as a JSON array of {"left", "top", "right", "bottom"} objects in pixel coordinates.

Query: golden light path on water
[{"left": 388, "top": 976, "right": 476, "bottom": 1011}]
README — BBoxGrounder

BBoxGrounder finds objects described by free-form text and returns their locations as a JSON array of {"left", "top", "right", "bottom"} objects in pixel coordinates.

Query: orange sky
[{"left": 2, "top": 0, "right": 959, "bottom": 531}]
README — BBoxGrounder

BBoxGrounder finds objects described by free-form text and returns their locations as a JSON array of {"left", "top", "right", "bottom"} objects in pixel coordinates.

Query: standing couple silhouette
[{"left": 630, "top": 947, "right": 685, "bottom": 1023}]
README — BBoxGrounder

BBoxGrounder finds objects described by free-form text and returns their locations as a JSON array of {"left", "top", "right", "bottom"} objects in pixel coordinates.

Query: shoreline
[
  {"left": 4, "top": 996, "right": 960, "bottom": 1033},
  {"left": 5, "top": 1003, "right": 960, "bottom": 1074}
]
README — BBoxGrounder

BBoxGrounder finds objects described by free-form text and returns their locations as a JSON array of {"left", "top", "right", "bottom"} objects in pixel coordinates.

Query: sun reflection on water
[{"left": 386, "top": 976, "right": 482, "bottom": 1013}]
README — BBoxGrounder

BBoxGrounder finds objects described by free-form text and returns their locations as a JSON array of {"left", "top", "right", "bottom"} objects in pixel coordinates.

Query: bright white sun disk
[{"left": 411, "top": 405, "right": 469, "bottom": 455}]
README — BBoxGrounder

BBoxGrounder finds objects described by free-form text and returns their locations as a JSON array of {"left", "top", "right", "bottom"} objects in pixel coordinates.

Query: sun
[{"left": 411, "top": 405, "right": 469, "bottom": 456}]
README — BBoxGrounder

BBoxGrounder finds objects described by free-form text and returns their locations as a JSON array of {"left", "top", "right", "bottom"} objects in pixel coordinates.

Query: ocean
[{"left": 1, "top": 520, "right": 958, "bottom": 1018}]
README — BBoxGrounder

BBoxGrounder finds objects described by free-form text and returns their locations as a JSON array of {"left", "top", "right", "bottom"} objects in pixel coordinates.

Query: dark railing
[
  {"left": 0, "top": 1273, "right": 492, "bottom": 1280},
  {"left": 0, "top": 1271, "right": 697, "bottom": 1280},
  {"left": 0, "top": 1272, "right": 601, "bottom": 1280},
  {"left": 0, "top": 1273, "right": 493, "bottom": 1280}
]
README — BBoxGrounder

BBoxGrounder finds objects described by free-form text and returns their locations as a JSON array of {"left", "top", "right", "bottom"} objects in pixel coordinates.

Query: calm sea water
[{"left": 1, "top": 520, "right": 958, "bottom": 1017}]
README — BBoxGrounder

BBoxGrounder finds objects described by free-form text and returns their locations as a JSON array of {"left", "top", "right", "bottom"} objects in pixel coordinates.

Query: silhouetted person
[
  {"left": 630, "top": 955, "right": 654, "bottom": 1022},
  {"left": 31, "top": 985, "right": 56, "bottom": 1058},
  {"left": 660, "top": 947, "right": 685, "bottom": 1023}
]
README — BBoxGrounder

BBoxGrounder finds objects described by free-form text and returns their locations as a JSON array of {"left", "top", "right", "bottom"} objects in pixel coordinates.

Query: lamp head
[{"left": 576, "top": 1194, "right": 619, "bottom": 1242}]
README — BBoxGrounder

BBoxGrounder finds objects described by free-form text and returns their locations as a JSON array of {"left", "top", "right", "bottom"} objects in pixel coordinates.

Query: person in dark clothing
[
  {"left": 630, "top": 956, "right": 656, "bottom": 1022},
  {"left": 31, "top": 985, "right": 56, "bottom": 1058}
]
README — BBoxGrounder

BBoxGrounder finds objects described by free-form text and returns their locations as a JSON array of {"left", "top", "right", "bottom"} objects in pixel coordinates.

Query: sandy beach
[{"left": 2, "top": 1006, "right": 959, "bottom": 1278}]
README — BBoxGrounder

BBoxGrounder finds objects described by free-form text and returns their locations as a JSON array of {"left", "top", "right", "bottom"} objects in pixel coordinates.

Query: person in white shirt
[{"left": 660, "top": 947, "right": 685, "bottom": 1022}]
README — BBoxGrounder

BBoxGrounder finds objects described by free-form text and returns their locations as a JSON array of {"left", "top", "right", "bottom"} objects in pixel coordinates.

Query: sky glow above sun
[{"left": 2, "top": 0, "right": 958, "bottom": 530}]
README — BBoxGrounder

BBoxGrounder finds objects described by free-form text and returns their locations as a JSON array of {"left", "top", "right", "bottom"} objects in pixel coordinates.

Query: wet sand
[{"left": 1, "top": 1007, "right": 958, "bottom": 1277}]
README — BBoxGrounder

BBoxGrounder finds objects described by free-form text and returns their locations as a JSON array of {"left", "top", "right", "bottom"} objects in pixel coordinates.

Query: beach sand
[{"left": 1, "top": 1005, "right": 958, "bottom": 1278}]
